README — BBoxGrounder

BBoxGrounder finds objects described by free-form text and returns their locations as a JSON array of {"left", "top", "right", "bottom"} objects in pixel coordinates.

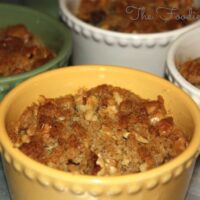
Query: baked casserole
[
  {"left": 9, "top": 84, "right": 189, "bottom": 176},
  {"left": 77, "top": 0, "right": 200, "bottom": 33},
  {"left": 0, "top": 24, "right": 55, "bottom": 76}
]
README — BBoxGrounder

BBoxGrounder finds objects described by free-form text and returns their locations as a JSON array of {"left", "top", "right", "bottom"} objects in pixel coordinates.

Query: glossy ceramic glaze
[
  {"left": 0, "top": 66, "right": 200, "bottom": 200},
  {"left": 167, "top": 27, "right": 200, "bottom": 107},
  {"left": 0, "top": 3, "right": 71, "bottom": 100},
  {"left": 59, "top": 0, "right": 200, "bottom": 77},
  {"left": 23, "top": 0, "right": 59, "bottom": 18}
]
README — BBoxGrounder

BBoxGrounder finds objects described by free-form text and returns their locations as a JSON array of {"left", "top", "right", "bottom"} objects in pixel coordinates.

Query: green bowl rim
[{"left": 0, "top": 3, "right": 72, "bottom": 84}]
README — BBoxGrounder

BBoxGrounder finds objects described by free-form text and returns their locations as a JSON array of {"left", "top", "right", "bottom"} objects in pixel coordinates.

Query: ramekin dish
[
  {"left": 59, "top": 0, "right": 200, "bottom": 77},
  {"left": 166, "top": 26, "right": 200, "bottom": 107},
  {"left": 0, "top": 3, "right": 72, "bottom": 100},
  {"left": 0, "top": 65, "right": 200, "bottom": 200}
]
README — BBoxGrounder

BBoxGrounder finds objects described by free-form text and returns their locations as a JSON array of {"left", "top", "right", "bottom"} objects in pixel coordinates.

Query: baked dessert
[
  {"left": 76, "top": 0, "right": 200, "bottom": 33},
  {"left": 8, "top": 84, "right": 189, "bottom": 176},
  {"left": 177, "top": 57, "right": 200, "bottom": 89},
  {"left": 0, "top": 24, "right": 55, "bottom": 76}
]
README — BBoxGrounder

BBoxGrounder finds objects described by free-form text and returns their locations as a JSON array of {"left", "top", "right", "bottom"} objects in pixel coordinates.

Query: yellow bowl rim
[{"left": 0, "top": 65, "right": 200, "bottom": 185}]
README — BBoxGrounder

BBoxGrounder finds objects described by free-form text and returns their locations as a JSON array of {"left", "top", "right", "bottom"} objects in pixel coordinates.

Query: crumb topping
[
  {"left": 178, "top": 57, "right": 200, "bottom": 89},
  {"left": 76, "top": 0, "right": 200, "bottom": 33},
  {"left": 8, "top": 84, "right": 189, "bottom": 176},
  {"left": 0, "top": 24, "right": 55, "bottom": 76}
]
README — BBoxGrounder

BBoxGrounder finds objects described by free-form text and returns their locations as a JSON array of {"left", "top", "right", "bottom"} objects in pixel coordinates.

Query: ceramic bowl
[
  {"left": 0, "top": 65, "right": 200, "bottom": 200},
  {"left": 166, "top": 26, "right": 200, "bottom": 107},
  {"left": 0, "top": 3, "right": 72, "bottom": 100},
  {"left": 59, "top": 0, "right": 200, "bottom": 77}
]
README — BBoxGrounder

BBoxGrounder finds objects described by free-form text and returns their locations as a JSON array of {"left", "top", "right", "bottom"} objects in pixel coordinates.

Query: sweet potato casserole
[
  {"left": 8, "top": 84, "right": 189, "bottom": 176},
  {"left": 177, "top": 57, "right": 200, "bottom": 89},
  {"left": 77, "top": 0, "right": 200, "bottom": 33},
  {"left": 0, "top": 24, "right": 55, "bottom": 76}
]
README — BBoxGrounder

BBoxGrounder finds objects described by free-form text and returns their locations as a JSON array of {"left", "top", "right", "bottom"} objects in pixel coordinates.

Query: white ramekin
[
  {"left": 59, "top": 0, "right": 200, "bottom": 77},
  {"left": 166, "top": 26, "right": 200, "bottom": 107}
]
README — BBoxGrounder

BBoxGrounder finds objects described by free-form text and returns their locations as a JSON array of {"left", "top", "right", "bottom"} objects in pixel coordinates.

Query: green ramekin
[{"left": 0, "top": 3, "right": 72, "bottom": 100}]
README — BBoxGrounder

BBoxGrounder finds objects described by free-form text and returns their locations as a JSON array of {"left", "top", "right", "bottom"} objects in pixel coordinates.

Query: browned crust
[
  {"left": 76, "top": 0, "right": 199, "bottom": 33},
  {"left": 0, "top": 24, "right": 55, "bottom": 76},
  {"left": 177, "top": 57, "right": 200, "bottom": 89},
  {"left": 9, "top": 84, "right": 189, "bottom": 176}
]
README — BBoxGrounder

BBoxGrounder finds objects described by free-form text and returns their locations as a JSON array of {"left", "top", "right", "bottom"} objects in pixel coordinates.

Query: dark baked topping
[
  {"left": 0, "top": 24, "right": 55, "bottom": 76},
  {"left": 76, "top": 0, "right": 200, "bottom": 33},
  {"left": 177, "top": 57, "right": 200, "bottom": 89}
]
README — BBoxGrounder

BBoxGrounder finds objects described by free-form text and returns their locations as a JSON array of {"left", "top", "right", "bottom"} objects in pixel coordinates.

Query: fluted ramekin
[
  {"left": 167, "top": 26, "right": 200, "bottom": 107},
  {"left": 59, "top": 0, "right": 200, "bottom": 77},
  {"left": 0, "top": 65, "right": 200, "bottom": 200}
]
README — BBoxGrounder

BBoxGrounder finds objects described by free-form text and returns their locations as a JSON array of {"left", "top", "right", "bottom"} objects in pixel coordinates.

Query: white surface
[{"left": 186, "top": 157, "right": 200, "bottom": 200}]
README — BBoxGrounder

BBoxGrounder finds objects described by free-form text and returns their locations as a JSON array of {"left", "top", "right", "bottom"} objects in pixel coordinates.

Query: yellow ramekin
[{"left": 0, "top": 65, "right": 200, "bottom": 200}]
